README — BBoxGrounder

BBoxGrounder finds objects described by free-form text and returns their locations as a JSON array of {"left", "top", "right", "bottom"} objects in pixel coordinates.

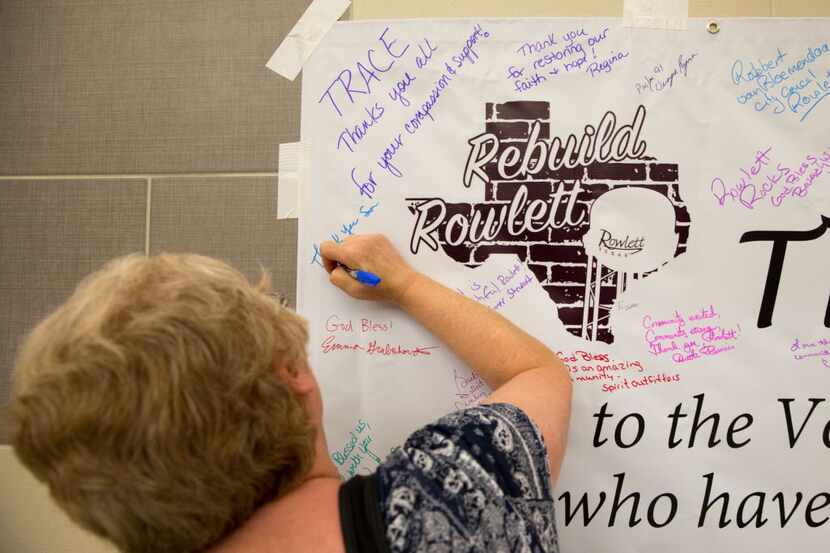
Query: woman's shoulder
[
  {"left": 209, "top": 478, "right": 345, "bottom": 553},
  {"left": 408, "top": 405, "right": 548, "bottom": 485},
  {"left": 375, "top": 403, "right": 559, "bottom": 552},
  {"left": 384, "top": 403, "right": 552, "bottom": 499}
]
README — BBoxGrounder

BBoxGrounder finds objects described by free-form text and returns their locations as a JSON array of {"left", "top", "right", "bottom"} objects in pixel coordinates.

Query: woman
[{"left": 9, "top": 234, "right": 571, "bottom": 553}]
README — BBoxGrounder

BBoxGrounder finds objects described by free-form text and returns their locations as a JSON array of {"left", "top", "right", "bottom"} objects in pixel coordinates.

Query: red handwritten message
[
  {"left": 326, "top": 315, "right": 393, "bottom": 333},
  {"left": 557, "top": 350, "right": 671, "bottom": 393},
  {"left": 321, "top": 314, "right": 438, "bottom": 357},
  {"left": 643, "top": 305, "right": 741, "bottom": 364}
]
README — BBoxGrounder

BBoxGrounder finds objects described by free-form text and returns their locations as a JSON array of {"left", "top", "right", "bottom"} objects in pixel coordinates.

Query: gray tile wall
[
  {"left": 149, "top": 176, "right": 298, "bottom": 304},
  {"left": 0, "top": 0, "right": 306, "bottom": 174},
  {"left": 0, "top": 0, "right": 314, "bottom": 442},
  {"left": 0, "top": 179, "right": 148, "bottom": 440}
]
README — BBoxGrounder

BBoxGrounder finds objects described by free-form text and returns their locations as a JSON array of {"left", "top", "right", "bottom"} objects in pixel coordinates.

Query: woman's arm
[
  {"left": 397, "top": 272, "right": 560, "bottom": 388},
  {"left": 320, "top": 234, "right": 571, "bottom": 483}
]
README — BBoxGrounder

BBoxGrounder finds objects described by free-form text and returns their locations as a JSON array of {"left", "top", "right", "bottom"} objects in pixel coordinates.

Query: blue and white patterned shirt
[{"left": 375, "top": 403, "right": 559, "bottom": 552}]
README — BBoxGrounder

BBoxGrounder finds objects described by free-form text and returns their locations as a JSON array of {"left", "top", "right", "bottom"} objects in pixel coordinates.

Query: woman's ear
[{"left": 274, "top": 360, "right": 316, "bottom": 396}]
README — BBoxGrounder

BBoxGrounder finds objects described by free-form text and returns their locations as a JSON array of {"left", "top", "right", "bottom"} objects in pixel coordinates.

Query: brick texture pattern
[{"left": 409, "top": 101, "right": 690, "bottom": 344}]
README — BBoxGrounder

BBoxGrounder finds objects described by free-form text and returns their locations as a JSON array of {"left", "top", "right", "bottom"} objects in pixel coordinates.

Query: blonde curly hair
[{"left": 8, "top": 253, "right": 314, "bottom": 553}]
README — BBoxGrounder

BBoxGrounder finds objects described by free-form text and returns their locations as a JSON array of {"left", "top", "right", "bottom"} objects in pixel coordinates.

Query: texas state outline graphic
[{"left": 406, "top": 101, "right": 691, "bottom": 344}]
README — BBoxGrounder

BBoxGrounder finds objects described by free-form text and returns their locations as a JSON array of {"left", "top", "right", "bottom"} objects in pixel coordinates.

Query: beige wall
[
  {"left": 1, "top": 446, "right": 117, "bottom": 553},
  {"left": 3, "top": 1, "right": 828, "bottom": 553},
  {"left": 353, "top": 0, "right": 830, "bottom": 18}
]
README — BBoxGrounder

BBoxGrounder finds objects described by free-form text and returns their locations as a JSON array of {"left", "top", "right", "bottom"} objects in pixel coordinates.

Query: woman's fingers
[
  {"left": 320, "top": 240, "right": 352, "bottom": 273},
  {"left": 322, "top": 234, "right": 413, "bottom": 302},
  {"left": 328, "top": 265, "right": 350, "bottom": 288},
  {"left": 329, "top": 266, "right": 365, "bottom": 299}
]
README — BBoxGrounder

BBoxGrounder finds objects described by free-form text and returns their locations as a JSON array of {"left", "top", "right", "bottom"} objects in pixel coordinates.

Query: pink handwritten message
[
  {"left": 791, "top": 337, "right": 830, "bottom": 368},
  {"left": 643, "top": 305, "right": 741, "bottom": 364},
  {"left": 711, "top": 146, "right": 830, "bottom": 209}
]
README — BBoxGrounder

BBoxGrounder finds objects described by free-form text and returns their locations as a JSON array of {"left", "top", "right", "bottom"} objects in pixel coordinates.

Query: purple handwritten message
[
  {"left": 506, "top": 26, "right": 629, "bottom": 93},
  {"left": 453, "top": 368, "right": 490, "bottom": 409},
  {"left": 711, "top": 145, "right": 830, "bottom": 209},
  {"left": 455, "top": 261, "right": 535, "bottom": 311},
  {"left": 324, "top": 23, "right": 492, "bottom": 202},
  {"left": 791, "top": 337, "right": 830, "bottom": 368},
  {"left": 642, "top": 305, "right": 741, "bottom": 364}
]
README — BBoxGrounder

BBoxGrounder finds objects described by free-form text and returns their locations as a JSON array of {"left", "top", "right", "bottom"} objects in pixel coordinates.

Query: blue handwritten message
[
  {"left": 731, "top": 43, "right": 830, "bottom": 123},
  {"left": 319, "top": 27, "right": 411, "bottom": 118},
  {"left": 318, "top": 24, "right": 492, "bottom": 206},
  {"left": 372, "top": 24, "right": 492, "bottom": 185},
  {"left": 311, "top": 24, "right": 494, "bottom": 267},
  {"left": 506, "top": 27, "right": 629, "bottom": 92},
  {"left": 311, "top": 201, "right": 379, "bottom": 267}
]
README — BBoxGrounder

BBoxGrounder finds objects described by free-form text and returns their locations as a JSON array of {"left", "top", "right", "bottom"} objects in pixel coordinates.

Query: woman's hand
[{"left": 320, "top": 234, "right": 419, "bottom": 303}]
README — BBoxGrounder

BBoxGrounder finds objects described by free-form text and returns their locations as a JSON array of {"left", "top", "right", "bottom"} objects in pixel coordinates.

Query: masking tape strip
[
  {"left": 266, "top": 0, "right": 351, "bottom": 80},
  {"left": 278, "top": 142, "right": 308, "bottom": 220},
  {"left": 623, "top": 0, "right": 688, "bottom": 30}
]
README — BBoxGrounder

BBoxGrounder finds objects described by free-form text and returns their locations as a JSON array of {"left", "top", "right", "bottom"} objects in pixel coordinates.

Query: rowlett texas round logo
[
  {"left": 583, "top": 187, "right": 678, "bottom": 274},
  {"left": 406, "top": 101, "right": 691, "bottom": 344},
  {"left": 599, "top": 231, "right": 645, "bottom": 255}
]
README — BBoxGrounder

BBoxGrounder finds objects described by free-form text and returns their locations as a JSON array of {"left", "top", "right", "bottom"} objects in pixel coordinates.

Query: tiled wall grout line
[
  {"left": 0, "top": 171, "right": 283, "bottom": 256},
  {"left": 0, "top": 172, "right": 278, "bottom": 181},
  {"left": 145, "top": 178, "right": 153, "bottom": 257}
]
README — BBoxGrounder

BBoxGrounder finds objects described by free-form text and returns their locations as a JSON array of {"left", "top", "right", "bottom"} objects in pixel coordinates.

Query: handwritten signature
[
  {"left": 321, "top": 335, "right": 437, "bottom": 357},
  {"left": 731, "top": 43, "right": 830, "bottom": 123},
  {"left": 635, "top": 53, "right": 698, "bottom": 94}
]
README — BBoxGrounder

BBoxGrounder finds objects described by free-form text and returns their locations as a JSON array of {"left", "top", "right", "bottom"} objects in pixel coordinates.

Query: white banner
[{"left": 298, "top": 18, "right": 830, "bottom": 552}]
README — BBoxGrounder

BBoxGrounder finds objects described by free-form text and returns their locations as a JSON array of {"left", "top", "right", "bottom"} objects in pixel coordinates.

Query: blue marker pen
[{"left": 343, "top": 266, "right": 382, "bottom": 287}]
